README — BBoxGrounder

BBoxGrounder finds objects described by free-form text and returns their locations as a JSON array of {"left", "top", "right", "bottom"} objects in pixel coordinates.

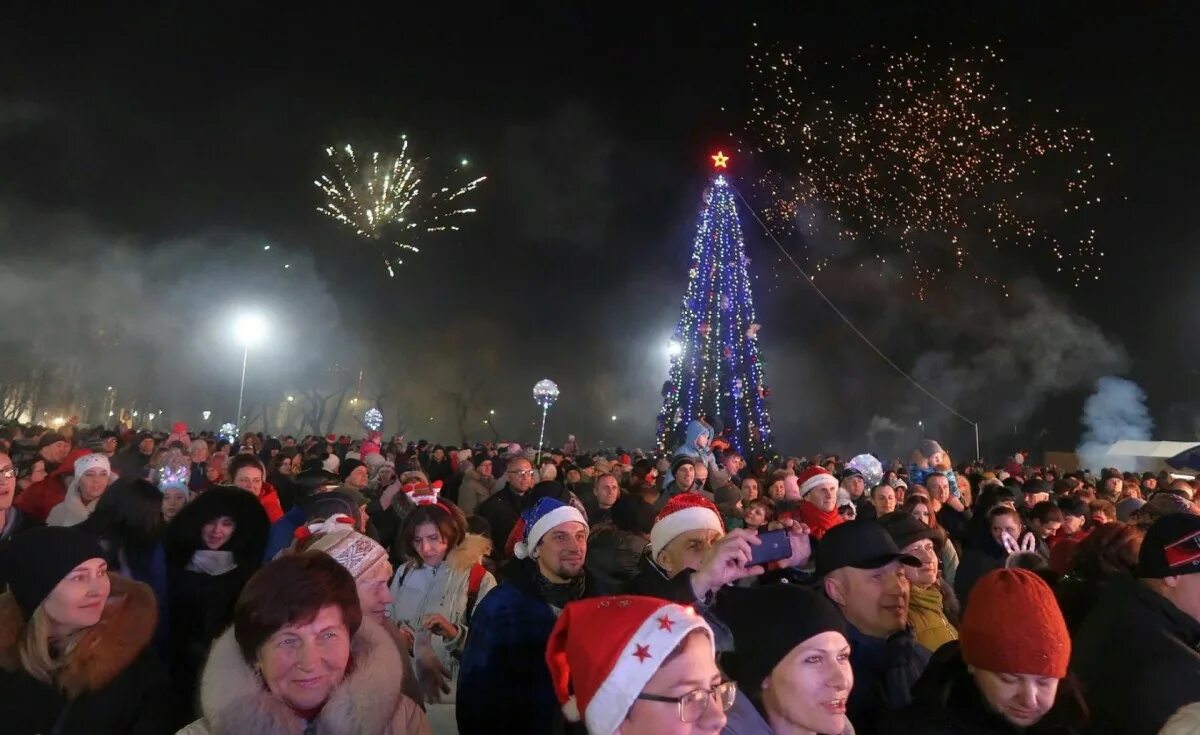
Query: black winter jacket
[
  {"left": 0, "top": 575, "right": 175, "bottom": 734},
  {"left": 882, "top": 642, "right": 1088, "bottom": 735},
  {"left": 584, "top": 525, "right": 647, "bottom": 594},
  {"left": 1072, "top": 576, "right": 1200, "bottom": 735}
]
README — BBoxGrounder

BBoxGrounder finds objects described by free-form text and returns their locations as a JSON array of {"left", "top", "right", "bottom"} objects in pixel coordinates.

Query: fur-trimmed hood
[
  {"left": 0, "top": 573, "right": 156, "bottom": 698},
  {"left": 192, "top": 617, "right": 416, "bottom": 735},
  {"left": 165, "top": 485, "right": 269, "bottom": 572},
  {"left": 445, "top": 532, "right": 490, "bottom": 573}
]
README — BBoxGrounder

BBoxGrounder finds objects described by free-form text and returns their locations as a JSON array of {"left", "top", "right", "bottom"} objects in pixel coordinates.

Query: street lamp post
[{"left": 233, "top": 314, "right": 266, "bottom": 434}]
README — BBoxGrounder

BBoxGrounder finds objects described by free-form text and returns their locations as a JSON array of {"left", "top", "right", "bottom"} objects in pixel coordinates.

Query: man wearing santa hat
[{"left": 457, "top": 497, "right": 600, "bottom": 734}]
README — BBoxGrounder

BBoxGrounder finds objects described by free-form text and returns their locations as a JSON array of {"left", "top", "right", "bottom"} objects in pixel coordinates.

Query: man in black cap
[
  {"left": 1072, "top": 512, "right": 1200, "bottom": 735},
  {"left": 817, "top": 520, "right": 930, "bottom": 734}
]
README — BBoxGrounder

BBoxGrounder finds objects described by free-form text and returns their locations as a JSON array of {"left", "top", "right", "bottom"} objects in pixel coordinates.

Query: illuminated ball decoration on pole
[
  {"left": 846, "top": 453, "right": 884, "bottom": 488},
  {"left": 532, "top": 378, "right": 560, "bottom": 464},
  {"left": 219, "top": 422, "right": 238, "bottom": 442},
  {"left": 363, "top": 407, "right": 384, "bottom": 432}
]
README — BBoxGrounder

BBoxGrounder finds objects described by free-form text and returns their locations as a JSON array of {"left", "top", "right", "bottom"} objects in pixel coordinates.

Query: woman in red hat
[
  {"left": 546, "top": 595, "right": 731, "bottom": 734},
  {"left": 884, "top": 568, "right": 1088, "bottom": 734}
]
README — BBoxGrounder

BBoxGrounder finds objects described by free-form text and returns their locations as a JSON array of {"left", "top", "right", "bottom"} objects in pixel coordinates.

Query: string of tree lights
[{"left": 656, "top": 151, "right": 773, "bottom": 456}]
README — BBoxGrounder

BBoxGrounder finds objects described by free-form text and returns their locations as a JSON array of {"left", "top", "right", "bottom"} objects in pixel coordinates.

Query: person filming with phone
[{"left": 628, "top": 493, "right": 814, "bottom": 649}]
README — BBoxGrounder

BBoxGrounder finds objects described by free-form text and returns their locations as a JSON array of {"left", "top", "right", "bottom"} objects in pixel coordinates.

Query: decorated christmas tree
[{"left": 655, "top": 152, "right": 773, "bottom": 456}]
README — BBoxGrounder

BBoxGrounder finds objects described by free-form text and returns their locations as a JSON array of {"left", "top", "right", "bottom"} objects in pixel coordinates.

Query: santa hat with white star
[{"left": 545, "top": 595, "right": 714, "bottom": 735}]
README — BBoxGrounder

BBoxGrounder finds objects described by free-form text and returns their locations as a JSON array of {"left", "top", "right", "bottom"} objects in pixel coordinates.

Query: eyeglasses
[
  {"left": 507, "top": 469, "right": 536, "bottom": 478},
  {"left": 637, "top": 680, "right": 737, "bottom": 723},
  {"left": 0, "top": 467, "right": 14, "bottom": 479}
]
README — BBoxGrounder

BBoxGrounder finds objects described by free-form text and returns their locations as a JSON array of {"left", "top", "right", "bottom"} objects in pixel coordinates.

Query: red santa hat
[
  {"left": 546, "top": 596, "right": 714, "bottom": 735},
  {"left": 650, "top": 494, "right": 724, "bottom": 558},
  {"left": 797, "top": 466, "right": 838, "bottom": 497}
]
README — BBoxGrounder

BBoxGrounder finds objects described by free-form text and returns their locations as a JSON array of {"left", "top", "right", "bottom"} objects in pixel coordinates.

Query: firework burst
[
  {"left": 315, "top": 135, "right": 486, "bottom": 276},
  {"left": 744, "top": 43, "right": 1112, "bottom": 296}
]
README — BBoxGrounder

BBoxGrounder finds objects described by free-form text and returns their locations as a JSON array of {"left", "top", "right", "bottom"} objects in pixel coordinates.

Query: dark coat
[
  {"left": 188, "top": 461, "right": 208, "bottom": 493},
  {"left": 1054, "top": 573, "right": 1129, "bottom": 635},
  {"left": 937, "top": 504, "right": 972, "bottom": 546},
  {"left": 164, "top": 486, "right": 268, "bottom": 720},
  {"left": 1072, "top": 576, "right": 1200, "bottom": 735},
  {"left": 954, "top": 537, "right": 1006, "bottom": 611},
  {"left": 0, "top": 574, "right": 175, "bottom": 734},
  {"left": 583, "top": 524, "right": 646, "bottom": 593},
  {"left": 0, "top": 505, "right": 33, "bottom": 541},
  {"left": 441, "top": 469, "right": 465, "bottom": 505},
  {"left": 456, "top": 559, "right": 605, "bottom": 735},
  {"left": 112, "top": 447, "right": 152, "bottom": 482},
  {"left": 844, "top": 620, "right": 931, "bottom": 735},
  {"left": 475, "top": 486, "right": 532, "bottom": 560},
  {"left": 882, "top": 642, "right": 1088, "bottom": 735}
]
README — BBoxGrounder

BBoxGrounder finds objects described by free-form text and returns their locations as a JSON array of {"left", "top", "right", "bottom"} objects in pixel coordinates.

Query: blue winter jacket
[
  {"left": 456, "top": 559, "right": 607, "bottom": 735},
  {"left": 263, "top": 505, "right": 306, "bottom": 561},
  {"left": 665, "top": 420, "right": 716, "bottom": 485}
]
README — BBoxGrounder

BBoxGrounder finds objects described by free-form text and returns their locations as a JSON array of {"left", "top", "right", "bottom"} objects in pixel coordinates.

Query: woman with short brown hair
[{"left": 180, "top": 552, "right": 429, "bottom": 734}]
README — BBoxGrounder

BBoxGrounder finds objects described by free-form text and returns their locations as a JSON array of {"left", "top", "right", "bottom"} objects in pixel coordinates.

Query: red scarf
[{"left": 796, "top": 500, "right": 844, "bottom": 540}]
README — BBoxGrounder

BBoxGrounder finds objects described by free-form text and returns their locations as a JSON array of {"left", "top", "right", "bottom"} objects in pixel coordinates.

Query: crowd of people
[{"left": 1, "top": 417, "right": 1199, "bottom": 734}]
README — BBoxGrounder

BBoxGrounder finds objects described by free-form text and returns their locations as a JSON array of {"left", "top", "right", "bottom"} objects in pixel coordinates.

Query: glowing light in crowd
[
  {"left": 364, "top": 407, "right": 384, "bottom": 431},
  {"left": 202, "top": 410, "right": 212, "bottom": 421},
  {"left": 745, "top": 42, "right": 1111, "bottom": 296},
  {"left": 315, "top": 136, "right": 487, "bottom": 277}
]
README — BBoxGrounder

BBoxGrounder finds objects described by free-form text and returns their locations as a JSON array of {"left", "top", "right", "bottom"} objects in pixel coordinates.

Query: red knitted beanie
[{"left": 960, "top": 568, "right": 1069, "bottom": 677}]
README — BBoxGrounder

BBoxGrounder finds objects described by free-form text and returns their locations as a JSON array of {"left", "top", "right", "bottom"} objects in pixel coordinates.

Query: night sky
[{"left": 2, "top": 4, "right": 1198, "bottom": 459}]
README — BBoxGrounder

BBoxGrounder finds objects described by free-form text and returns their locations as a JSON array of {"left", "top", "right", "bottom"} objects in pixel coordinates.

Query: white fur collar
[{"left": 197, "top": 617, "right": 405, "bottom": 735}]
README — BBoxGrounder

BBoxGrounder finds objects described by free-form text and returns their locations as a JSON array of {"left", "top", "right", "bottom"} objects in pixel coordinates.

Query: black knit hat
[
  {"left": 669, "top": 455, "right": 695, "bottom": 477},
  {"left": 339, "top": 458, "right": 365, "bottom": 481},
  {"left": 299, "top": 490, "right": 360, "bottom": 523},
  {"left": 719, "top": 585, "right": 847, "bottom": 693},
  {"left": 0, "top": 526, "right": 105, "bottom": 620},
  {"left": 38, "top": 431, "right": 68, "bottom": 449}
]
